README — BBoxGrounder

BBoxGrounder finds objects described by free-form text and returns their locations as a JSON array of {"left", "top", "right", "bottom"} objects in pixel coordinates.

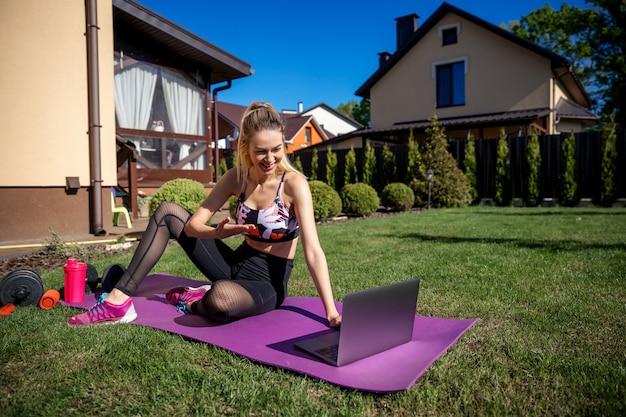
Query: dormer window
[
  {"left": 442, "top": 28, "right": 457, "bottom": 45},
  {"left": 439, "top": 23, "right": 461, "bottom": 46}
]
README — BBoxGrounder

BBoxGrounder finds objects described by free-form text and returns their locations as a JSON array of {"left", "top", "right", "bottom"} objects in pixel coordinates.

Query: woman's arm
[
  {"left": 289, "top": 173, "right": 341, "bottom": 327},
  {"left": 184, "top": 168, "right": 255, "bottom": 239}
]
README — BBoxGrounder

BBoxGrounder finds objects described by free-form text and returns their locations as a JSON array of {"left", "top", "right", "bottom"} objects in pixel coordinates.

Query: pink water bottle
[{"left": 64, "top": 258, "right": 87, "bottom": 303}]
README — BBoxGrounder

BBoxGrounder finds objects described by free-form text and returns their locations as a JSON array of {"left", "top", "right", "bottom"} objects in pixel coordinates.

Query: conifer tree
[
  {"left": 495, "top": 128, "right": 512, "bottom": 206},
  {"left": 410, "top": 115, "right": 471, "bottom": 208},
  {"left": 405, "top": 128, "right": 420, "bottom": 183},
  {"left": 463, "top": 134, "right": 479, "bottom": 204},
  {"left": 525, "top": 128, "right": 542, "bottom": 206},
  {"left": 292, "top": 156, "right": 303, "bottom": 174},
  {"left": 344, "top": 146, "right": 357, "bottom": 185},
  {"left": 362, "top": 141, "right": 377, "bottom": 188},
  {"left": 310, "top": 148, "right": 318, "bottom": 181},
  {"left": 559, "top": 130, "right": 579, "bottom": 206},
  {"left": 325, "top": 146, "right": 338, "bottom": 190},
  {"left": 382, "top": 142, "right": 397, "bottom": 188},
  {"left": 598, "top": 114, "right": 618, "bottom": 206}
]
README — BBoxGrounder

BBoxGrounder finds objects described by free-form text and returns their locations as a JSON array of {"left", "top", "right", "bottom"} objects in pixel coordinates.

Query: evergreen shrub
[
  {"left": 149, "top": 178, "right": 207, "bottom": 217},
  {"left": 409, "top": 116, "right": 471, "bottom": 208},
  {"left": 559, "top": 131, "right": 579, "bottom": 207},
  {"left": 598, "top": 114, "right": 618, "bottom": 207},
  {"left": 495, "top": 129, "right": 512, "bottom": 206},
  {"left": 309, "top": 180, "right": 342, "bottom": 221},
  {"left": 381, "top": 182, "right": 415, "bottom": 211},
  {"left": 524, "top": 129, "right": 542, "bottom": 206},
  {"left": 464, "top": 136, "right": 479, "bottom": 204},
  {"left": 341, "top": 182, "right": 379, "bottom": 217}
]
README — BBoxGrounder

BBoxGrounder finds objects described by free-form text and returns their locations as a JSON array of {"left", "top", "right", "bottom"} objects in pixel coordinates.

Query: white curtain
[
  {"left": 114, "top": 63, "right": 158, "bottom": 129},
  {"left": 161, "top": 68, "right": 204, "bottom": 135}
]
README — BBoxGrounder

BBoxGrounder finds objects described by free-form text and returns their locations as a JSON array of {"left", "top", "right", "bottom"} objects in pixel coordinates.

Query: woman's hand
[
  {"left": 212, "top": 217, "right": 256, "bottom": 239},
  {"left": 328, "top": 313, "right": 342, "bottom": 328}
]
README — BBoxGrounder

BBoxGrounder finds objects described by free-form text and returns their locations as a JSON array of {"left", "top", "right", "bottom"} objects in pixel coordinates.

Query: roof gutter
[
  {"left": 212, "top": 81, "right": 232, "bottom": 182},
  {"left": 86, "top": 0, "right": 106, "bottom": 236}
]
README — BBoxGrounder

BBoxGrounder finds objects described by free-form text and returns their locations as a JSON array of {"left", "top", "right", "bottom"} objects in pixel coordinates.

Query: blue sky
[{"left": 138, "top": 0, "right": 590, "bottom": 112}]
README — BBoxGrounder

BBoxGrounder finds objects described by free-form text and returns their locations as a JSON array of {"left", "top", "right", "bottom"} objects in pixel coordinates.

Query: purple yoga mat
[{"left": 63, "top": 273, "right": 478, "bottom": 392}]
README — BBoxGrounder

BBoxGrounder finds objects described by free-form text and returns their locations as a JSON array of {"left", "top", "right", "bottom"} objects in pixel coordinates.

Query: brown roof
[
  {"left": 215, "top": 102, "right": 328, "bottom": 143},
  {"left": 113, "top": 0, "right": 252, "bottom": 84},
  {"left": 556, "top": 98, "right": 600, "bottom": 121}
]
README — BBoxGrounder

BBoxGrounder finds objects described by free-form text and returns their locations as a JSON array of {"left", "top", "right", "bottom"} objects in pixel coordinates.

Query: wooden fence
[{"left": 292, "top": 129, "right": 626, "bottom": 202}]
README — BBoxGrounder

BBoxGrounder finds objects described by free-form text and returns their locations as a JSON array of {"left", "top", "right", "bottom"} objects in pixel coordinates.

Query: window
[
  {"left": 442, "top": 28, "right": 457, "bottom": 45},
  {"left": 114, "top": 56, "right": 208, "bottom": 171},
  {"left": 305, "top": 127, "right": 311, "bottom": 143},
  {"left": 439, "top": 23, "right": 461, "bottom": 46},
  {"left": 436, "top": 61, "right": 466, "bottom": 107}
]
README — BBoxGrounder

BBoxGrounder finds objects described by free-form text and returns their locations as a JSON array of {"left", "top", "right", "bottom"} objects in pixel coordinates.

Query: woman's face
[{"left": 247, "top": 129, "right": 284, "bottom": 177}]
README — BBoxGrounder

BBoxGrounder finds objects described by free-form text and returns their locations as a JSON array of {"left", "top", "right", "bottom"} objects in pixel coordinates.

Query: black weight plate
[
  {"left": 101, "top": 264, "right": 126, "bottom": 293},
  {"left": 0, "top": 269, "right": 44, "bottom": 307},
  {"left": 85, "top": 263, "right": 99, "bottom": 293}
]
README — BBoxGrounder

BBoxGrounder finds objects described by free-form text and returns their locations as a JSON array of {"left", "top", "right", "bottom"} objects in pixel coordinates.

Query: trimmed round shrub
[
  {"left": 149, "top": 178, "right": 207, "bottom": 217},
  {"left": 309, "top": 180, "right": 342, "bottom": 221},
  {"left": 381, "top": 182, "right": 415, "bottom": 211},
  {"left": 341, "top": 183, "right": 379, "bottom": 217}
]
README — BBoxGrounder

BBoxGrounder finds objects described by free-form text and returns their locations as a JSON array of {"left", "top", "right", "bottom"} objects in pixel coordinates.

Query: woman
[{"left": 68, "top": 102, "right": 341, "bottom": 328}]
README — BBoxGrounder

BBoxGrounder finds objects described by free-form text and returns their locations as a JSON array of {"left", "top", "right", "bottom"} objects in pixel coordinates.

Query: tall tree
[
  {"left": 512, "top": 1, "right": 626, "bottom": 127},
  {"left": 495, "top": 128, "right": 512, "bottom": 206},
  {"left": 381, "top": 143, "right": 397, "bottom": 187},
  {"left": 344, "top": 146, "right": 357, "bottom": 185},
  {"left": 362, "top": 141, "right": 377, "bottom": 188},
  {"left": 325, "top": 146, "right": 338, "bottom": 190},
  {"left": 337, "top": 98, "right": 370, "bottom": 127}
]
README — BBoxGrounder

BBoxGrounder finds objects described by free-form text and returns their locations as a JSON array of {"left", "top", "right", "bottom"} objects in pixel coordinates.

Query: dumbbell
[
  {"left": 85, "top": 263, "right": 126, "bottom": 293},
  {"left": 0, "top": 269, "right": 44, "bottom": 307}
]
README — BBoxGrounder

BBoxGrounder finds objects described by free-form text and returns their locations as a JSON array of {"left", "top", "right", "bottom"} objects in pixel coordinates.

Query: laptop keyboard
[{"left": 315, "top": 344, "right": 339, "bottom": 362}]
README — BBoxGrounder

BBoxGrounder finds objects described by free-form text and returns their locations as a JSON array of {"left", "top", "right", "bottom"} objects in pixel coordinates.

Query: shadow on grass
[
  {"left": 398, "top": 232, "right": 626, "bottom": 252},
  {"left": 458, "top": 209, "right": 626, "bottom": 217}
]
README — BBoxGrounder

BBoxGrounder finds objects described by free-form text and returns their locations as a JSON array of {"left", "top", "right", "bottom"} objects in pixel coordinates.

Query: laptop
[{"left": 295, "top": 278, "right": 420, "bottom": 366}]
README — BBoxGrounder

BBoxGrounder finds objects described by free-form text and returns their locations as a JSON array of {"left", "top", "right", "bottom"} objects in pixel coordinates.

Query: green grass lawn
[{"left": 1, "top": 207, "right": 625, "bottom": 416}]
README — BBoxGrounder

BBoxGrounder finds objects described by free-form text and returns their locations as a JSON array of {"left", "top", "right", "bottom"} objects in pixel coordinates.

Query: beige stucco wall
[
  {"left": 371, "top": 13, "right": 554, "bottom": 129},
  {"left": 0, "top": 0, "right": 116, "bottom": 188}
]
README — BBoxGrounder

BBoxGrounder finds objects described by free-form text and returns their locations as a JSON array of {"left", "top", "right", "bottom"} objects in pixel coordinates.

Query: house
[
  {"left": 310, "top": 2, "right": 598, "bottom": 151},
  {"left": 0, "top": 0, "right": 252, "bottom": 244},
  {"left": 299, "top": 103, "right": 363, "bottom": 137},
  {"left": 215, "top": 102, "right": 329, "bottom": 155}
]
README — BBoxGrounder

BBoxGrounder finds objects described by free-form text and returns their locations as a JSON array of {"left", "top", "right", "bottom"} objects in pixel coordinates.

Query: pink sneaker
[
  {"left": 67, "top": 293, "right": 137, "bottom": 326},
  {"left": 166, "top": 285, "right": 212, "bottom": 305}
]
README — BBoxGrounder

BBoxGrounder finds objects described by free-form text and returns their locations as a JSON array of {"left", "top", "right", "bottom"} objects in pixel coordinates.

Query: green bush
[
  {"left": 341, "top": 182, "right": 379, "bottom": 217},
  {"left": 381, "top": 143, "right": 397, "bottom": 188},
  {"left": 309, "top": 180, "right": 342, "bottom": 221},
  {"left": 325, "top": 146, "right": 337, "bottom": 190},
  {"left": 381, "top": 182, "right": 415, "bottom": 211},
  {"left": 559, "top": 131, "right": 579, "bottom": 207},
  {"left": 149, "top": 178, "right": 207, "bottom": 217},
  {"left": 524, "top": 128, "right": 542, "bottom": 206},
  {"left": 597, "top": 114, "right": 617, "bottom": 207},
  {"left": 362, "top": 141, "right": 377, "bottom": 188},
  {"left": 495, "top": 128, "right": 512, "bottom": 206},
  {"left": 464, "top": 136, "right": 479, "bottom": 204},
  {"left": 310, "top": 148, "right": 318, "bottom": 181},
  {"left": 409, "top": 116, "right": 472, "bottom": 208},
  {"left": 228, "top": 195, "right": 238, "bottom": 219},
  {"left": 344, "top": 146, "right": 357, "bottom": 185},
  {"left": 292, "top": 156, "right": 303, "bottom": 174}
]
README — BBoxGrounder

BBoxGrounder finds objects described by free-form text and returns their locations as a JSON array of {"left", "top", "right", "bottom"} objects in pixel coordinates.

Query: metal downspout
[
  {"left": 86, "top": 0, "right": 105, "bottom": 235},
  {"left": 212, "top": 81, "right": 231, "bottom": 182}
]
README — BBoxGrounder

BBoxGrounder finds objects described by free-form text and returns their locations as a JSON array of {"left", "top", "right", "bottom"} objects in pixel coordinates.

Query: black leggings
[{"left": 115, "top": 202, "right": 293, "bottom": 322}]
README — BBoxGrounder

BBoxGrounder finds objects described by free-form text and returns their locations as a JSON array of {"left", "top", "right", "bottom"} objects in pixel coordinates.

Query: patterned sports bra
[{"left": 236, "top": 172, "right": 300, "bottom": 243}]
